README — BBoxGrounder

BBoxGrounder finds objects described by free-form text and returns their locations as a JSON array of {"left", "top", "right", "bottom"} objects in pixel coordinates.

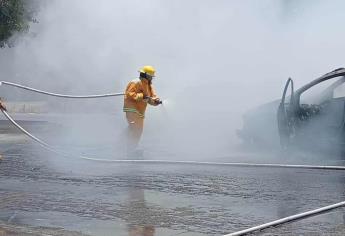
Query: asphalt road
[{"left": 2, "top": 122, "right": 345, "bottom": 235}]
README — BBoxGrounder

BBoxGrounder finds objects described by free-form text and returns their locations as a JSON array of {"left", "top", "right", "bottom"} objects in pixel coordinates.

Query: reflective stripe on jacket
[{"left": 123, "top": 78, "right": 157, "bottom": 118}]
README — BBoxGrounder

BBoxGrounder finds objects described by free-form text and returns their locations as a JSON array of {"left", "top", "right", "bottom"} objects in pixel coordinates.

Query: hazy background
[{"left": 1, "top": 0, "right": 345, "bottom": 160}]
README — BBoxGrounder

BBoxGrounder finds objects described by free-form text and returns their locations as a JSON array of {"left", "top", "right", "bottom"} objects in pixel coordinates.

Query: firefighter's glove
[
  {"left": 143, "top": 96, "right": 161, "bottom": 106},
  {"left": 154, "top": 98, "right": 162, "bottom": 105},
  {"left": 152, "top": 97, "right": 162, "bottom": 106}
]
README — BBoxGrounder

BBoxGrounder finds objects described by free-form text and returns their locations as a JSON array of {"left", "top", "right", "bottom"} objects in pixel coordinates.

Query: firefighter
[{"left": 123, "top": 66, "right": 161, "bottom": 154}]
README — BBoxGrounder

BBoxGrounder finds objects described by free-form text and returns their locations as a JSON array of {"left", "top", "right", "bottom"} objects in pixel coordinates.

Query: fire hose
[
  {"left": 0, "top": 81, "right": 124, "bottom": 98},
  {"left": 223, "top": 200, "right": 345, "bottom": 235}
]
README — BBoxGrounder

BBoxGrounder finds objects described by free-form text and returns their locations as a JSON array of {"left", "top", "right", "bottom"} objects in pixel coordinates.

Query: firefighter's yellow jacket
[{"left": 123, "top": 78, "right": 157, "bottom": 118}]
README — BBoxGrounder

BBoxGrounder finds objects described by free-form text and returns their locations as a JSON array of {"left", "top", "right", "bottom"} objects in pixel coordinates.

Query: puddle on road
[
  {"left": 2, "top": 141, "right": 345, "bottom": 235},
  {"left": 0, "top": 210, "right": 206, "bottom": 236}
]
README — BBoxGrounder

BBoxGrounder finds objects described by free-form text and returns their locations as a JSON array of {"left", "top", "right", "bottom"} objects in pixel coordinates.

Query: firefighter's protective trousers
[{"left": 123, "top": 78, "right": 157, "bottom": 149}]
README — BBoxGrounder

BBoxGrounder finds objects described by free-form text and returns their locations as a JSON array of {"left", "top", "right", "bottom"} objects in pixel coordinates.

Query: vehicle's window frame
[{"left": 294, "top": 69, "right": 345, "bottom": 108}]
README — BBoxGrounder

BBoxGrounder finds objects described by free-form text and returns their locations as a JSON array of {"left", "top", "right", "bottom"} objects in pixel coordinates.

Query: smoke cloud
[{"left": 1, "top": 0, "right": 345, "bottom": 161}]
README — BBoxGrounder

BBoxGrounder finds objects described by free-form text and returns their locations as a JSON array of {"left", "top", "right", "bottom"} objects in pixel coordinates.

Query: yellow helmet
[{"left": 139, "top": 65, "right": 156, "bottom": 77}]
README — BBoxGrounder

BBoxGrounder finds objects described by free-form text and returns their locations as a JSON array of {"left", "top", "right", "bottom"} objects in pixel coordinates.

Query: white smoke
[{"left": 1, "top": 0, "right": 345, "bottom": 160}]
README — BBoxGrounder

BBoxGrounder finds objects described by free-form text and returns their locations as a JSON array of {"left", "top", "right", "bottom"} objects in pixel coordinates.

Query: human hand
[{"left": 143, "top": 95, "right": 150, "bottom": 103}]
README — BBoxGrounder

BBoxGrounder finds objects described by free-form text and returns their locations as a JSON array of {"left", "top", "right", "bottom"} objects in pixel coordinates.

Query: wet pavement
[{"left": 2, "top": 122, "right": 345, "bottom": 235}]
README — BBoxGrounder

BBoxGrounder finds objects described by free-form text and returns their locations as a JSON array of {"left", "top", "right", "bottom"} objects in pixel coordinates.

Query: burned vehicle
[{"left": 238, "top": 68, "right": 345, "bottom": 155}]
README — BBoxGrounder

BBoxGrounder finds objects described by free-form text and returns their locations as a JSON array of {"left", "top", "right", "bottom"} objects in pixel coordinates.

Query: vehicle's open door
[{"left": 277, "top": 78, "right": 295, "bottom": 148}]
